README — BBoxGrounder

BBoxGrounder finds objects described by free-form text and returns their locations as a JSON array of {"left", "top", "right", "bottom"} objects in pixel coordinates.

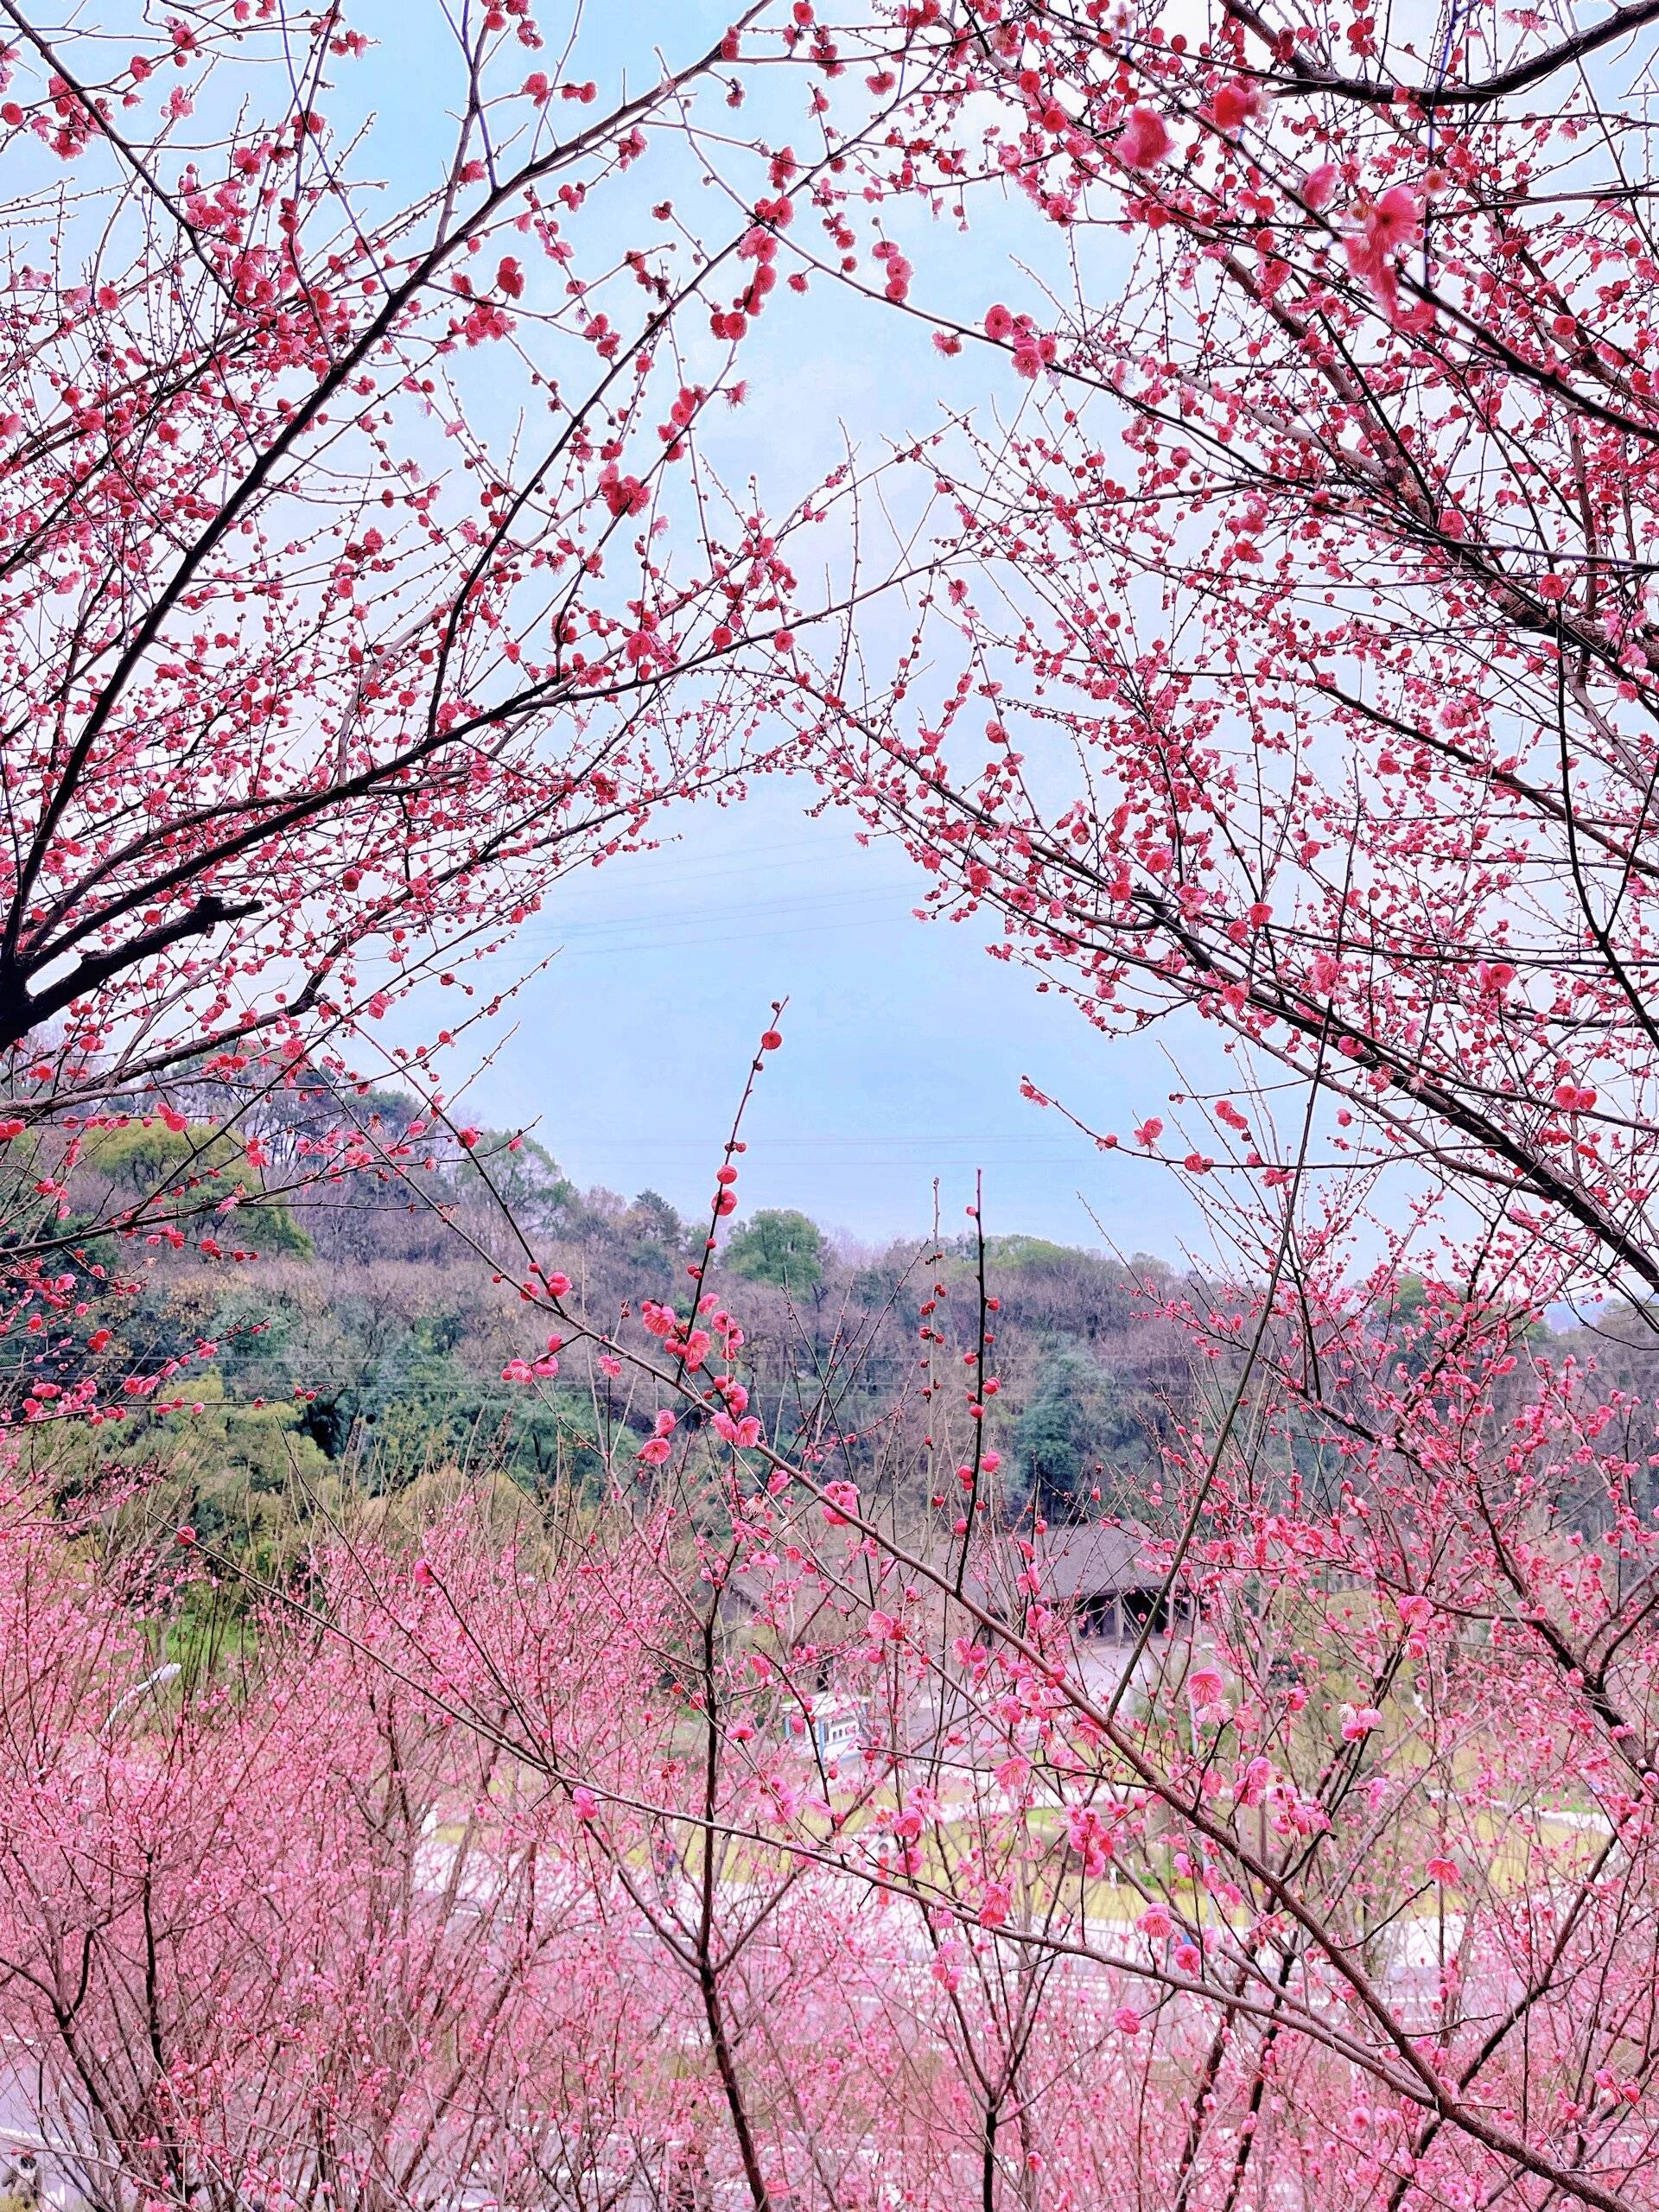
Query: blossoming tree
[
  {"left": 6, "top": 3, "right": 1659, "bottom": 2210},
  {"left": 0, "top": 0, "right": 942, "bottom": 1391}
]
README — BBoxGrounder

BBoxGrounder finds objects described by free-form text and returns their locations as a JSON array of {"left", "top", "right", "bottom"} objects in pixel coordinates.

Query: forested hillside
[
  {"left": 35, "top": 1084, "right": 1656, "bottom": 1603},
  {"left": 35, "top": 1081, "right": 1198, "bottom": 1565}
]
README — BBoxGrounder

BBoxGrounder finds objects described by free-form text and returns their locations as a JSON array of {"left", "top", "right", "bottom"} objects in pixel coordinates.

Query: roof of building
[
  {"left": 1031, "top": 1519, "right": 1160, "bottom": 1600},
  {"left": 968, "top": 1519, "right": 1160, "bottom": 1616}
]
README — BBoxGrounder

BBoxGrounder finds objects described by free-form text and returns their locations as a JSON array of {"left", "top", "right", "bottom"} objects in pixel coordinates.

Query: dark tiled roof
[
  {"left": 1031, "top": 1520, "right": 1159, "bottom": 1600},
  {"left": 970, "top": 1520, "right": 1160, "bottom": 1612}
]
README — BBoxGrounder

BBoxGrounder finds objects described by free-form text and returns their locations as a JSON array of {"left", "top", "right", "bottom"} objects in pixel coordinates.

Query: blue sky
[{"left": 439, "top": 779, "right": 1211, "bottom": 1253}]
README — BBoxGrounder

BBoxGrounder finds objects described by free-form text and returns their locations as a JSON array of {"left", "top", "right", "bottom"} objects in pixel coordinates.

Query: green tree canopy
[
  {"left": 722, "top": 1208, "right": 826, "bottom": 1289},
  {"left": 1012, "top": 1348, "right": 1151, "bottom": 1522},
  {"left": 78, "top": 1118, "right": 314, "bottom": 1257}
]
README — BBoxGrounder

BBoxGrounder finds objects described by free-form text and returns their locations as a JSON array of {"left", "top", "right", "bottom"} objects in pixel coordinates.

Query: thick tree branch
[{"left": 1224, "top": 0, "right": 1659, "bottom": 107}]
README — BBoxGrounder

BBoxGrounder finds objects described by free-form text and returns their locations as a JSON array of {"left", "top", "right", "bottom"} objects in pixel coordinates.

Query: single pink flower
[
  {"left": 1116, "top": 106, "right": 1172, "bottom": 172},
  {"left": 1189, "top": 1666, "right": 1227, "bottom": 1711}
]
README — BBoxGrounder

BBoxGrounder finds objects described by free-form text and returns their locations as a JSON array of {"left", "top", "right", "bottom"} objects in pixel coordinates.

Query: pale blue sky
[{"left": 438, "top": 779, "right": 1211, "bottom": 1252}]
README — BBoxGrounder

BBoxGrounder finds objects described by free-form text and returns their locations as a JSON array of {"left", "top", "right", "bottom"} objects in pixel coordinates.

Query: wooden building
[{"left": 974, "top": 1520, "right": 1192, "bottom": 1649}]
